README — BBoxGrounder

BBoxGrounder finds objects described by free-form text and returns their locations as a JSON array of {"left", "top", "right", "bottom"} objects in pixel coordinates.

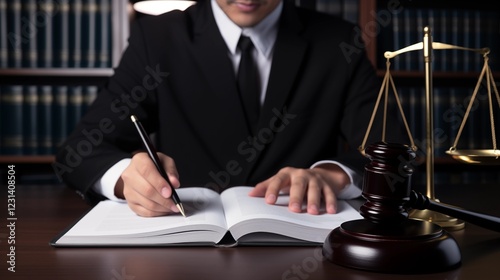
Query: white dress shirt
[
  {"left": 93, "top": 0, "right": 361, "bottom": 201},
  {"left": 211, "top": 0, "right": 281, "bottom": 105}
]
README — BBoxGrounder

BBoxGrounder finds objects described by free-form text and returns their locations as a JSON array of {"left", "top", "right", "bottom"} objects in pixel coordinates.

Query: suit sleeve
[{"left": 53, "top": 19, "right": 161, "bottom": 204}]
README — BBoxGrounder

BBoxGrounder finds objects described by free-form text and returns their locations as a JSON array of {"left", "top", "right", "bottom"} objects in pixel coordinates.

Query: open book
[{"left": 51, "top": 186, "right": 363, "bottom": 247}]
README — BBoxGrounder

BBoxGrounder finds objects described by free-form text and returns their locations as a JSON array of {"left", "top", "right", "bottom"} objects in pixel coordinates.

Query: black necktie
[{"left": 237, "top": 35, "right": 260, "bottom": 133}]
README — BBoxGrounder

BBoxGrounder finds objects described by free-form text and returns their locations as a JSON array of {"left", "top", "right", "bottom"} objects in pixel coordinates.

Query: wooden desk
[{"left": 1, "top": 183, "right": 500, "bottom": 280}]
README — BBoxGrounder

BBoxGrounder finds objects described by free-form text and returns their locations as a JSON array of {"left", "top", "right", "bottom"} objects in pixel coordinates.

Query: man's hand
[
  {"left": 248, "top": 164, "right": 350, "bottom": 215},
  {"left": 114, "top": 152, "right": 181, "bottom": 217}
]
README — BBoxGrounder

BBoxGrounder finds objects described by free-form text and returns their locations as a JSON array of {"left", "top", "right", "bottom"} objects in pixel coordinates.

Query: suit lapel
[
  {"left": 189, "top": 1, "right": 251, "bottom": 139},
  {"left": 260, "top": 3, "right": 307, "bottom": 125},
  {"left": 246, "top": 1, "right": 308, "bottom": 180}
]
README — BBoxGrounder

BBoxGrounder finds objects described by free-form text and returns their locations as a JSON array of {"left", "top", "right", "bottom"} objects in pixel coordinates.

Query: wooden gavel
[
  {"left": 357, "top": 141, "right": 500, "bottom": 232},
  {"left": 323, "top": 141, "right": 500, "bottom": 274},
  {"left": 406, "top": 190, "right": 500, "bottom": 233}
]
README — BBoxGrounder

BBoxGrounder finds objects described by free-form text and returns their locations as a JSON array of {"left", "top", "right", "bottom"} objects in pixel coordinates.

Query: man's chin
[{"left": 229, "top": 14, "right": 262, "bottom": 27}]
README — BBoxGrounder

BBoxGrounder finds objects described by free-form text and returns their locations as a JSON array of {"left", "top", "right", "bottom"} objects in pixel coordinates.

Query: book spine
[
  {"left": 473, "top": 10, "right": 482, "bottom": 72},
  {"left": 480, "top": 91, "right": 492, "bottom": 150},
  {"left": 463, "top": 10, "right": 472, "bottom": 72},
  {"left": 403, "top": 8, "right": 415, "bottom": 71},
  {"left": 7, "top": 0, "right": 22, "bottom": 68},
  {"left": 433, "top": 87, "right": 447, "bottom": 158},
  {"left": 439, "top": 8, "right": 452, "bottom": 72},
  {"left": 342, "top": 0, "right": 358, "bottom": 24},
  {"left": 458, "top": 87, "right": 473, "bottom": 150},
  {"left": 392, "top": 9, "right": 401, "bottom": 70},
  {"left": 0, "top": 85, "right": 24, "bottom": 155},
  {"left": 37, "top": 85, "right": 53, "bottom": 154},
  {"left": 482, "top": 11, "right": 491, "bottom": 69},
  {"left": 445, "top": 87, "right": 460, "bottom": 150},
  {"left": 69, "top": 0, "right": 82, "bottom": 68},
  {"left": 485, "top": 10, "right": 500, "bottom": 71},
  {"left": 0, "top": 0, "right": 8, "bottom": 67},
  {"left": 37, "top": 0, "right": 54, "bottom": 68},
  {"left": 450, "top": 9, "right": 461, "bottom": 72},
  {"left": 52, "top": 85, "right": 67, "bottom": 150},
  {"left": 315, "top": 0, "right": 341, "bottom": 16},
  {"left": 53, "top": 0, "right": 69, "bottom": 67},
  {"left": 96, "top": 0, "right": 111, "bottom": 68},
  {"left": 375, "top": 4, "right": 393, "bottom": 70},
  {"left": 82, "top": 85, "right": 98, "bottom": 113},
  {"left": 67, "top": 85, "right": 83, "bottom": 134},
  {"left": 462, "top": 88, "right": 480, "bottom": 183},
  {"left": 414, "top": 8, "right": 424, "bottom": 71},
  {"left": 82, "top": 0, "right": 96, "bottom": 68},
  {"left": 20, "top": 0, "right": 37, "bottom": 68},
  {"left": 23, "top": 85, "right": 38, "bottom": 154}
]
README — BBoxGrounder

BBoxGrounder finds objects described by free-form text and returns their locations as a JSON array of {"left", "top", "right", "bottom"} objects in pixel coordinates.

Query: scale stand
[
  {"left": 369, "top": 26, "right": 500, "bottom": 230},
  {"left": 323, "top": 26, "right": 500, "bottom": 274}
]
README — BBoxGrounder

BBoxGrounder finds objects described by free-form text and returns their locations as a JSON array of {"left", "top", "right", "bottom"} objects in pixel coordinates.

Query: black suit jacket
[{"left": 54, "top": 0, "right": 401, "bottom": 203}]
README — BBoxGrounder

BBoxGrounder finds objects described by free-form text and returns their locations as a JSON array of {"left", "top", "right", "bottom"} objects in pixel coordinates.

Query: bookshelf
[
  {"left": 0, "top": 0, "right": 130, "bottom": 165},
  {"left": 360, "top": 0, "right": 500, "bottom": 185},
  {"left": 1, "top": 0, "right": 498, "bottom": 184}
]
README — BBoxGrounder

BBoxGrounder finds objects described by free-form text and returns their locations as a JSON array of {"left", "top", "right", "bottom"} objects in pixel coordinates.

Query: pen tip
[
  {"left": 177, "top": 203, "right": 186, "bottom": 217},
  {"left": 130, "top": 115, "right": 137, "bottom": 122}
]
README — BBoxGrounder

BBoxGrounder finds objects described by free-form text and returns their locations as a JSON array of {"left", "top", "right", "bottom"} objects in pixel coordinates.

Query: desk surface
[{"left": 1, "top": 183, "right": 500, "bottom": 280}]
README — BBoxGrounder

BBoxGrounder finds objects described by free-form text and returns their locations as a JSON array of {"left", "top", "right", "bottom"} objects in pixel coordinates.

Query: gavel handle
[{"left": 407, "top": 191, "right": 500, "bottom": 233}]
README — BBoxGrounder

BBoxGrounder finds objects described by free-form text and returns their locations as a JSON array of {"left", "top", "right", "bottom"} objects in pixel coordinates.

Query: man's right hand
[{"left": 114, "top": 152, "right": 181, "bottom": 217}]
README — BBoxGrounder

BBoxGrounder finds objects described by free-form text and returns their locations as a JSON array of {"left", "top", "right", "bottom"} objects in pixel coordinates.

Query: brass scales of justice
[
  {"left": 322, "top": 26, "right": 500, "bottom": 274},
  {"left": 371, "top": 26, "right": 500, "bottom": 230}
]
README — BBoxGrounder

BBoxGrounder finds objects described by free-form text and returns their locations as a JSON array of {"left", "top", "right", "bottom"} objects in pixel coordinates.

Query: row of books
[
  {"left": 294, "top": 0, "right": 359, "bottom": 24},
  {"left": 378, "top": 7, "right": 500, "bottom": 72},
  {"left": 392, "top": 85, "right": 499, "bottom": 158},
  {"left": 390, "top": 85, "right": 500, "bottom": 185},
  {"left": 0, "top": 0, "right": 113, "bottom": 68},
  {"left": 413, "top": 168, "right": 500, "bottom": 186},
  {"left": 314, "top": 0, "right": 358, "bottom": 24},
  {"left": 0, "top": 84, "right": 98, "bottom": 155}
]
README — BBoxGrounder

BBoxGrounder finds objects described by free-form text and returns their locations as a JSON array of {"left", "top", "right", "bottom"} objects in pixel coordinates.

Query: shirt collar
[{"left": 211, "top": 0, "right": 282, "bottom": 58}]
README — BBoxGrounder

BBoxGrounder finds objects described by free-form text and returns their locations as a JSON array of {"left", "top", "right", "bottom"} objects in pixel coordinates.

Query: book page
[
  {"left": 55, "top": 187, "right": 229, "bottom": 246},
  {"left": 220, "top": 187, "right": 363, "bottom": 243}
]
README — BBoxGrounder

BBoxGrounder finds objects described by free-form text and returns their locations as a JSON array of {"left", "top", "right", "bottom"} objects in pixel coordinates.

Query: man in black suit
[{"left": 54, "top": 0, "right": 400, "bottom": 217}]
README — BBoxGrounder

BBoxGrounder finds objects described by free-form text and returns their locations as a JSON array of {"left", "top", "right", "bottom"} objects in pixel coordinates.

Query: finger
[
  {"left": 306, "top": 178, "right": 322, "bottom": 215},
  {"left": 133, "top": 153, "right": 172, "bottom": 199},
  {"left": 124, "top": 187, "right": 176, "bottom": 217},
  {"left": 122, "top": 173, "right": 178, "bottom": 215},
  {"left": 158, "top": 153, "right": 180, "bottom": 188},
  {"left": 122, "top": 154, "right": 179, "bottom": 213},
  {"left": 263, "top": 172, "right": 291, "bottom": 205},
  {"left": 127, "top": 200, "right": 173, "bottom": 217},
  {"left": 322, "top": 185, "right": 338, "bottom": 214},
  {"left": 249, "top": 172, "right": 288, "bottom": 204},
  {"left": 249, "top": 177, "right": 273, "bottom": 197},
  {"left": 288, "top": 173, "right": 308, "bottom": 213}
]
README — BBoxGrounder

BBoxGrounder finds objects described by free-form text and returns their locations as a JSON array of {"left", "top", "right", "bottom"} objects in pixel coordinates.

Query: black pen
[{"left": 130, "top": 115, "right": 186, "bottom": 217}]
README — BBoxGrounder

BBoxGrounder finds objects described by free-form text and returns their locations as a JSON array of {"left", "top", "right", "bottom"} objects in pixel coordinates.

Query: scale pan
[{"left": 446, "top": 149, "right": 500, "bottom": 165}]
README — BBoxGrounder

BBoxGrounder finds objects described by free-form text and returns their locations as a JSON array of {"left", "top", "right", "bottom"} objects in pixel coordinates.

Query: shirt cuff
[
  {"left": 310, "top": 160, "right": 362, "bottom": 200},
  {"left": 92, "top": 158, "right": 131, "bottom": 202}
]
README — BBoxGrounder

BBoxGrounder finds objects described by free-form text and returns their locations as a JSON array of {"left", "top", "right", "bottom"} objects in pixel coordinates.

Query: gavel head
[
  {"left": 323, "top": 141, "right": 461, "bottom": 273},
  {"left": 360, "top": 141, "right": 416, "bottom": 224}
]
